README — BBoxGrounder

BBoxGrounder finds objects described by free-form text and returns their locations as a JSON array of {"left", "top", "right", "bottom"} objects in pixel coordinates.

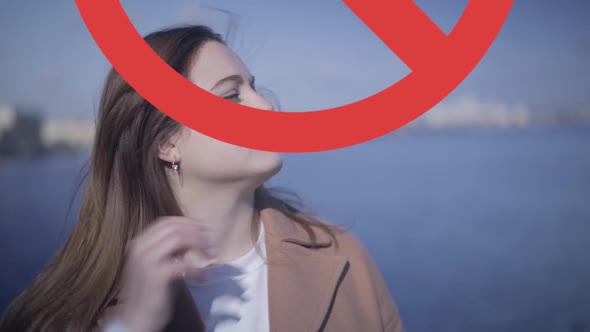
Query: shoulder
[
  {"left": 317, "top": 220, "right": 381, "bottom": 279},
  {"left": 266, "top": 209, "right": 384, "bottom": 284},
  {"left": 311, "top": 218, "right": 374, "bottom": 261},
  {"left": 308, "top": 219, "right": 406, "bottom": 332}
]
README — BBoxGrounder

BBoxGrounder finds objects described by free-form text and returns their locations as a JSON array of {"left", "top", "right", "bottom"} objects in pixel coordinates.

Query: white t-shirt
[
  {"left": 102, "top": 222, "right": 270, "bottom": 332},
  {"left": 184, "top": 222, "right": 269, "bottom": 332}
]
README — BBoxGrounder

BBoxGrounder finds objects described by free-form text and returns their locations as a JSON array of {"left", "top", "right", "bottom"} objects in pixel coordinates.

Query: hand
[{"left": 115, "top": 217, "right": 215, "bottom": 332}]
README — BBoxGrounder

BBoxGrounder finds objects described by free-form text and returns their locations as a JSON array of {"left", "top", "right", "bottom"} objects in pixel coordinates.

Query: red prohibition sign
[{"left": 75, "top": 0, "right": 514, "bottom": 153}]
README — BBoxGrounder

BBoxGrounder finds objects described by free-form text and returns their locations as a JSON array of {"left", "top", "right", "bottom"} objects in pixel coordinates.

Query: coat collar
[
  {"left": 260, "top": 208, "right": 348, "bottom": 331},
  {"left": 261, "top": 207, "right": 334, "bottom": 249},
  {"left": 122, "top": 207, "right": 348, "bottom": 332}
]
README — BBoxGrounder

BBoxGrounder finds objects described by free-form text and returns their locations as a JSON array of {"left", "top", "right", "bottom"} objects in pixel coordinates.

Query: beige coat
[{"left": 96, "top": 208, "right": 405, "bottom": 332}]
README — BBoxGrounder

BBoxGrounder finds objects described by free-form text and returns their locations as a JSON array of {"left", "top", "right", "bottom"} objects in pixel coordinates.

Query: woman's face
[{"left": 160, "top": 40, "right": 283, "bottom": 188}]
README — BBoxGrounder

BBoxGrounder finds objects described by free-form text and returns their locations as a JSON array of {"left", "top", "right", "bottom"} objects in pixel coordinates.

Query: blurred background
[{"left": 1, "top": 0, "right": 589, "bottom": 331}]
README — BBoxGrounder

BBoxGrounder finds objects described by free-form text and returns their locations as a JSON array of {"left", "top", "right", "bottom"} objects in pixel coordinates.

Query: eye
[{"left": 224, "top": 93, "right": 241, "bottom": 103}]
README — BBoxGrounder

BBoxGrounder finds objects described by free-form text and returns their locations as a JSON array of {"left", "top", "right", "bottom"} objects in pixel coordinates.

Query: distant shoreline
[
  {"left": 2, "top": 125, "right": 589, "bottom": 160},
  {"left": 390, "top": 122, "right": 590, "bottom": 136}
]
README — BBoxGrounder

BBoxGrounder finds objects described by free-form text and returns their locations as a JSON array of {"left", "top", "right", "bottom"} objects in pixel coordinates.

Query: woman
[{"left": 0, "top": 25, "right": 405, "bottom": 332}]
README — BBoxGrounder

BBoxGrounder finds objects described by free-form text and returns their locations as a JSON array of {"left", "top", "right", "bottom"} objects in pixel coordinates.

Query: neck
[{"left": 174, "top": 181, "right": 261, "bottom": 265}]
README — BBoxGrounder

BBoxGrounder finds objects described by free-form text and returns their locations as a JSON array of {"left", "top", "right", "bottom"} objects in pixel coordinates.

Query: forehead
[{"left": 188, "top": 41, "right": 251, "bottom": 88}]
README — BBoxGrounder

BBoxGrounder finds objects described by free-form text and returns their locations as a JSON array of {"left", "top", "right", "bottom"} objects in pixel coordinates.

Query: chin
[
  {"left": 260, "top": 151, "right": 284, "bottom": 175},
  {"left": 250, "top": 151, "right": 283, "bottom": 182}
]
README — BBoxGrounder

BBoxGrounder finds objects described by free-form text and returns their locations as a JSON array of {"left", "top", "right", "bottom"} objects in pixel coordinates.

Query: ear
[{"left": 158, "top": 130, "right": 183, "bottom": 163}]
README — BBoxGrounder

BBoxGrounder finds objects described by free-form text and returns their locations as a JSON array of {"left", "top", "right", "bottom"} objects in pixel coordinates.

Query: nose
[{"left": 248, "top": 92, "right": 274, "bottom": 111}]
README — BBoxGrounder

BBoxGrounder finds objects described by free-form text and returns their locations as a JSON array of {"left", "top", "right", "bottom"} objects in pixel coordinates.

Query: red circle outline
[{"left": 75, "top": 0, "right": 513, "bottom": 152}]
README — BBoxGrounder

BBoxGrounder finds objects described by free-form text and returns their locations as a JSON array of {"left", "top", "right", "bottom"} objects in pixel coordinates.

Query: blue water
[{"left": 1, "top": 127, "right": 589, "bottom": 331}]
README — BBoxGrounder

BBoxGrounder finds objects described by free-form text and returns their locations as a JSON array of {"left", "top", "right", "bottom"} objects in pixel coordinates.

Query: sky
[{"left": 0, "top": 0, "right": 588, "bottom": 120}]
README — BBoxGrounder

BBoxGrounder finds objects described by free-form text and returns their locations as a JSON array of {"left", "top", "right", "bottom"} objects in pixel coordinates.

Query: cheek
[
  {"left": 181, "top": 134, "right": 244, "bottom": 176},
  {"left": 179, "top": 131, "right": 281, "bottom": 181}
]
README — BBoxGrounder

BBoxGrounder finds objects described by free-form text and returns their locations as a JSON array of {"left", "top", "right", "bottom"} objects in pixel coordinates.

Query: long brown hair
[{"left": 0, "top": 24, "right": 337, "bottom": 332}]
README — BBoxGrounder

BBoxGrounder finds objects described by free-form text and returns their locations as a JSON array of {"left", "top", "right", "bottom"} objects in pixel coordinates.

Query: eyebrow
[{"left": 211, "top": 74, "right": 255, "bottom": 90}]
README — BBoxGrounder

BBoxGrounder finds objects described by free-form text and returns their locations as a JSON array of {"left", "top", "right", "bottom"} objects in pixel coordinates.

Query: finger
[
  {"left": 146, "top": 216, "right": 212, "bottom": 239},
  {"left": 157, "top": 259, "right": 189, "bottom": 283},
  {"left": 184, "top": 268, "right": 207, "bottom": 283},
  {"left": 131, "top": 217, "right": 212, "bottom": 254},
  {"left": 143, "top": 223, "right": 213, "bottom": 258},
  {"left": 144, "top": 229, "right": 214, "bottom": 263}
]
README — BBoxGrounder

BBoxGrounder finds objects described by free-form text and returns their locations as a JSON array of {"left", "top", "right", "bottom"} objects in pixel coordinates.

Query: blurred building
[
  {"left": 421, "top": 98, "right": 531, "bottom": 130},
  {"left": 41, "top": 119, "right": 95, "bottom": 152},
  {"left": 0, "top": 104, "right": 95, "bottom": 157},
  {"left": 0, "top": 104, "right": 44, "bottom": 156}
]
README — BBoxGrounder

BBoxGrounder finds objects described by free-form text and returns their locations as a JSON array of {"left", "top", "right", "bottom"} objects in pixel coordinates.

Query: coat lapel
[
  {"left": 162, "top": 207, "right": 348, "bottom": 332},
  {"left": 261, "top": 208, "right": 349, "bottom": 332}
]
